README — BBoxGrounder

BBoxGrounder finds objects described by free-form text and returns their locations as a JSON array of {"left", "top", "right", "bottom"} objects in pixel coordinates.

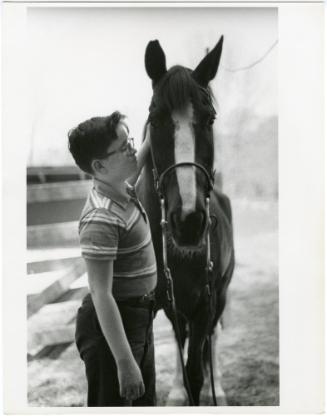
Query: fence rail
[{"left": 27, "top": 179, "right": 89, "bottom": 358}]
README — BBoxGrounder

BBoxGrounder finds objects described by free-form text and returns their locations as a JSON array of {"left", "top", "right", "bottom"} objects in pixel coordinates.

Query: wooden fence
[{"left": 27, "top": 178, "right": 91, "bottom": 358}]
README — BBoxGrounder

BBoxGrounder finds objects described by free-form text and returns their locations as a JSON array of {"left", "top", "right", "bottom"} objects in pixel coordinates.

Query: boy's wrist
[{"left": 117, "top": 356, "right": 137, "bottom": 370}]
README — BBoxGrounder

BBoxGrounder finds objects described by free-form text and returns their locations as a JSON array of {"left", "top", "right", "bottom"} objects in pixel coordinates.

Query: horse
[{"left": 137, "top": 37, "right": 235, "bottom": 406}]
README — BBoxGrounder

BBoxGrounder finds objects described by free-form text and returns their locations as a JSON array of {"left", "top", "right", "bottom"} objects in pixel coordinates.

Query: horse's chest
[{"left": 165, "top": 262, "right": 208, "bottom": 312}]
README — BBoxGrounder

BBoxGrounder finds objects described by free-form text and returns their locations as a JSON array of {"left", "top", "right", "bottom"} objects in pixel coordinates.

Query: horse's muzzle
[{"left": 170, "top": 209, "right": 207, "bottom": 247}]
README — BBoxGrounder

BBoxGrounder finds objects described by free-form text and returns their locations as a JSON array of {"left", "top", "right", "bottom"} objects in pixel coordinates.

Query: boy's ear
[{"left": 92, "top": 160, "right": 105, "bottom": 174}]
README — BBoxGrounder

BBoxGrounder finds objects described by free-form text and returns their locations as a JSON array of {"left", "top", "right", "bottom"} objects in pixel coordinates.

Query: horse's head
[{"left": 145, "top": 38, "right": 223, "bottom": 249}]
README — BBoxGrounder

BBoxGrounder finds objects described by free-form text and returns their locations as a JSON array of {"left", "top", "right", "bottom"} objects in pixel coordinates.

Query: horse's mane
[{"left": 152, "top": 65, "right": 214, "bottom": 113}]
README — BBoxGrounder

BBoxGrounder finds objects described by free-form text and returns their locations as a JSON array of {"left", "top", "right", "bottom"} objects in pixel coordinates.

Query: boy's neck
[{"left": 94, "top": 176, "right": 129, "bottom": 204}]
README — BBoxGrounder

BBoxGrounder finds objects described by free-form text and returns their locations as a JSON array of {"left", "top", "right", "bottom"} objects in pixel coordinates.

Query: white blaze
[{"left": 172, "top": 103, "right": 196, "bottom": 218}]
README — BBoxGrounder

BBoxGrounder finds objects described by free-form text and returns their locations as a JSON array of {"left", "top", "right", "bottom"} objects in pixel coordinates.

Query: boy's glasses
[{"left": 103, "top": 137, "right": 135, "bottom": 158}]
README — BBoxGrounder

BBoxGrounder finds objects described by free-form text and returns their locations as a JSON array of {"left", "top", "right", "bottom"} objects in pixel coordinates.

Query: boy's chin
[{"left": 126, "top": 165, "right": 138, "bottom": 178}]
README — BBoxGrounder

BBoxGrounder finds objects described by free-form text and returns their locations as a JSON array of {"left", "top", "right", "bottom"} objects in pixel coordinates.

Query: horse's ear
[
  {"left": 193, "top": 36, "right": 224, "bottom": 87},
  {"left": 145, "top": 40, "right": 167, "bottom": 87}
]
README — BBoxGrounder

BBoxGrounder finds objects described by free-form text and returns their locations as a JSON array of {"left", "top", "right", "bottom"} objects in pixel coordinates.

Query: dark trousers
[{"left": 75, "top": 294, "right": 156, "bottom": 406}]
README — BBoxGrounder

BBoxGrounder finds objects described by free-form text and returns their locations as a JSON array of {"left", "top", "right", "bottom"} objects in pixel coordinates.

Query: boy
[{"left": 68, "top": 111, "right": 157, "bottom": 406}]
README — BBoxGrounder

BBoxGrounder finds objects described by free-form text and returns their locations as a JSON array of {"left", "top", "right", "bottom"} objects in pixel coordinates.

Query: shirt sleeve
[{"left": 79, "top": 210, "right": 120, "bottom": 261}]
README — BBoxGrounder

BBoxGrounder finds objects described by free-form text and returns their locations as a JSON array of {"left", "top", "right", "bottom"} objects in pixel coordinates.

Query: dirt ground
[{"left": 28, "top": 199, "right": 278, "bottom": 407}]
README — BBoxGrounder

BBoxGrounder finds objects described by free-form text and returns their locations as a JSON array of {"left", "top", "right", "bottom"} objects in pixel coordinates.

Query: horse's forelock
[{"left": 155, "top": 66, "right": 202, "bottom": 112}]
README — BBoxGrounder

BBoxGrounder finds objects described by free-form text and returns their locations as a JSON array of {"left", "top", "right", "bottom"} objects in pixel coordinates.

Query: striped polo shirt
[{"left": 79, "top": 181, "right": 157, "bottom": 300}]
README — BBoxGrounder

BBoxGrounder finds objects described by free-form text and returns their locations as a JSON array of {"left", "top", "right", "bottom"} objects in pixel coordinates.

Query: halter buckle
[
  {"left": 160, "top": 219, "right": 167, "bottom": 229},
  {"left": 207, "top": 261, "right": 214, "bottom": 273}
]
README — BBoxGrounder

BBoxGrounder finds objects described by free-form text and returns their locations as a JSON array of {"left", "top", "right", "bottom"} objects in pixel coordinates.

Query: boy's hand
[{"left": 117, "top": 358, "right": 145, "bottom": 401}]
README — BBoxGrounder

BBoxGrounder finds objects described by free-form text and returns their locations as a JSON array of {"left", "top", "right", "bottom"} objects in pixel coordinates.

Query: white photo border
[{"left": 2, "top": 2, "right": 324, "bottom": 414}]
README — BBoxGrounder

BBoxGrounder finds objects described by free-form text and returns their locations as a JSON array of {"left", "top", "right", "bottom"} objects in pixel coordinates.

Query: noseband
[{"left": 152, "top": 161, "right": 215, "bottom": 200}]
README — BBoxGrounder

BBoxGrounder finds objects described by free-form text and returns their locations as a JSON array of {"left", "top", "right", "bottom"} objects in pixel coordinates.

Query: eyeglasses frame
[{"left": 102, "top": 137, "right": 135, "bottom": 159}]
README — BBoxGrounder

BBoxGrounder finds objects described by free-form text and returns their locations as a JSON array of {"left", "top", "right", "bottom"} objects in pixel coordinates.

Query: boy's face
[{"left": 99, "top": 121, "right": 137, "bottom": 180}]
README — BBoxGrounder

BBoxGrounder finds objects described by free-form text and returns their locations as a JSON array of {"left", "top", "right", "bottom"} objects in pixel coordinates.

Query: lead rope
[
  {"left": 208, "top": 332, "right": 217, "bottom": 406},
  {"left": 160, "top": 198, "right": 195, "bottom": 406}
]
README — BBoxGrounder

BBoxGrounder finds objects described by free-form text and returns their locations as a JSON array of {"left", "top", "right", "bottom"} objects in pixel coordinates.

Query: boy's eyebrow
[{"left": 104, "top": 138, "right": 128, "bottom": 156}]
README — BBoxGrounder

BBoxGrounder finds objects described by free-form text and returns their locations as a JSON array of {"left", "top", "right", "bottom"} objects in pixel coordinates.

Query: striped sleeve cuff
[{"left": 81, "top": 244, "right": 117, "bottom": 260}]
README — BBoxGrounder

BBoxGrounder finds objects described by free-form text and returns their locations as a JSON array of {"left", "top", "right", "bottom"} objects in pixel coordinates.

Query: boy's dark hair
[{"left": 68, "top": 111, "right": 126, "bottom": 174}]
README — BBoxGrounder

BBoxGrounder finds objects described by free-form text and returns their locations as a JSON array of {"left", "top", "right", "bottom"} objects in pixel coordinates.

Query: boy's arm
[
  {"left": 85, "top": 258, "right": 145, "bottom": 401},
  {"left": 126, "top": 126, "right": 151, "bottom": 187}
]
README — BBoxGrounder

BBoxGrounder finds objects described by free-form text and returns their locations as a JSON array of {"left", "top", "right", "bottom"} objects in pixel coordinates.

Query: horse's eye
[
  {"left": 150, "top": 118, "right": 159, "bottom": 128},
  {"left": 149, "top": 114, "right": 158, "bottom": 128}
]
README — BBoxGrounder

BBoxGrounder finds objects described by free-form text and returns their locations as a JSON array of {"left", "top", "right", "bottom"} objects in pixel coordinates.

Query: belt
[{"left": 117, "top": 291, "right": 156, "bottom": 308}]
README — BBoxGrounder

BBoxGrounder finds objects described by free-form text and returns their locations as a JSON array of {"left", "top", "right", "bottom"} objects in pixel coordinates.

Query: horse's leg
[
  {"left": 165, "top": 310, "right": 188, "bottom": 406},
  {"left": 200, "top": 258, "right": 234, "bottom": 405},
  {"left": 185, "top": 308, "right": 212, "bottom": 406},
  {"left": 200, "top": 322, "right": 227, "bottom": 405}
]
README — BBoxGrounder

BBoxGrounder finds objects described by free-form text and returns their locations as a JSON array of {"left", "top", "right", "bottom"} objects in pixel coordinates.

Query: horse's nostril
[{"left": 171, "top": 211, "right": 206, "bottom": 228}]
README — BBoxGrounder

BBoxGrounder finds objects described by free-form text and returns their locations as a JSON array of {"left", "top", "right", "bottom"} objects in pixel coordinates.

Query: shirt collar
[{"left": 93, "top": 178, "right": 131, "bottom": 210}]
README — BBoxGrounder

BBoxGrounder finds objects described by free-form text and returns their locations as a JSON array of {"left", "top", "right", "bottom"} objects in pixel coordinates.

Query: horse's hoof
[
  {"left": 216, "top": 394, "right": 228, "bottom": 406},
  {"left": 200, "top": 385, "right": 228, "bottom": 406},
  {"left": 166, "top": 387, "right": 188, "bottom": 406},
  {"left": 200, "top": 394, "right": 227, "bottom": 406}
]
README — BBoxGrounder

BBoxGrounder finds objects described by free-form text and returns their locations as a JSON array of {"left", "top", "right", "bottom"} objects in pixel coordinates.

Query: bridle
[
  {"left": 149, "top": 84, "right": 217, "bottom": 201},
  {"left": 148, "top": 129, "right": 219, "bottom": 406}
]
